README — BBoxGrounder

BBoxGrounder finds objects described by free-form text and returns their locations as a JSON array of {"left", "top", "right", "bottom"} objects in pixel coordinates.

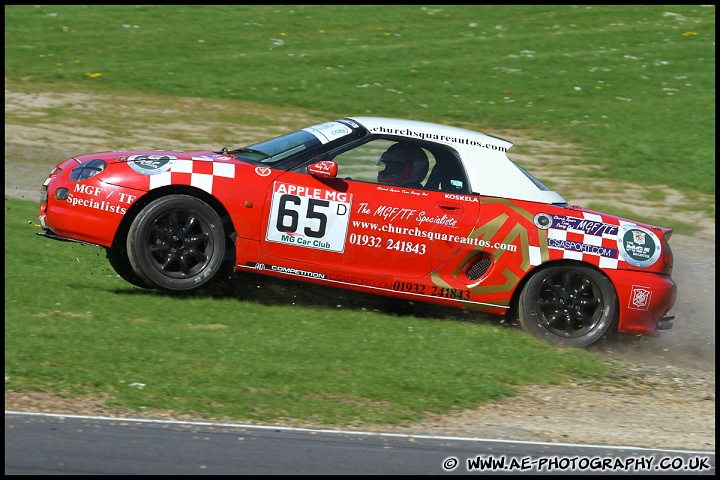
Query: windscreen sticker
[
  {"left": 303, "top": 121, "right": 352, "bottom": 144},
  {"left": 266, "top": 182, "right": 352, "bottom": 252}
]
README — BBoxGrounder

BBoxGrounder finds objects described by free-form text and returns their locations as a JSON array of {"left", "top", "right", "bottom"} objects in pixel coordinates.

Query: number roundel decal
[
  {"left": 616, "top": 224, "right": 662, "bottom": 267},
  {"left": 266, "top": 182, "right": 352, "bottom": 253}
]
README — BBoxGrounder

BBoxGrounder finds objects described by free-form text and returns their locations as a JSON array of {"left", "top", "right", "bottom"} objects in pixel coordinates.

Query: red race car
[{"left": 38, "top": 117, "right": 676, "bottom": 347}]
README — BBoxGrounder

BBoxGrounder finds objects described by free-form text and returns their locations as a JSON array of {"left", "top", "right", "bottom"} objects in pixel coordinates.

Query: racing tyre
[
  {"left": 127, "top": 195, "right": 228, "bottom": 292},
  {"left": 106, "top": 243, "right": 150, "bottom": 289},
  {"left": 518, "top": 265, "right": 617, "bottom": 347}
]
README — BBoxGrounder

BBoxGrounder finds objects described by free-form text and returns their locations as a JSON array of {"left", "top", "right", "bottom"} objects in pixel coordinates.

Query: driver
[{"left": 376, "top": 143, "right": 429, "bottom": 188}]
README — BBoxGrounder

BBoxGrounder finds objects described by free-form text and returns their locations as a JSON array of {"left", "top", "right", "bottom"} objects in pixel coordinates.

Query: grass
[
  {"left": 4, "top": 5, "right": 715, "bottom": 199},
  {"left": 584, "top": 202, "right": 697, "bottom": 235},
  {"left": 5, "top": 197, "right": 610, "bottom": 425},
  {"left": 3, "top": 5, "right": 713, "bottom": 425}
]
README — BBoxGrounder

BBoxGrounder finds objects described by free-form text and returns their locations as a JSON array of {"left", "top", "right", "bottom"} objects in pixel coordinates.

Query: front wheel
[
  {"left": 127, "top": 195, "right": 230, "bottom": 292},
  {"left": 518, "top": 265, "right": 617, "bottom": 347},
  {"left": 106, "top": 243, "right": 150, "bottom": 289}
]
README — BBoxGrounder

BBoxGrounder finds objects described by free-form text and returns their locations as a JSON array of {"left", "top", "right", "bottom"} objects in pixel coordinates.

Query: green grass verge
[
  {"left": 5, "top": 197, "right": 610, "bottom": 425},
  {"left": 4, "top": 5, "right": 715, "bottom": 198},
  {"left": 4, "top": 4, "right": 709, "bottom": 426}
]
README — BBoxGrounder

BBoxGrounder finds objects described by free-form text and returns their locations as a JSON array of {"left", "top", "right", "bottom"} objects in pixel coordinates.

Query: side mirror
[{"left": 308, "top": 160, "right": 338, "bottom": 179}]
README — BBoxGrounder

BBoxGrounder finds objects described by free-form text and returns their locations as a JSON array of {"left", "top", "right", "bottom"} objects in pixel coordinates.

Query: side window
[
  {"left": 301, "top": 138, "right": 471, "bottom": 193},
  {"left": 329, "top": 139, "right": 470, "bottom": 193},
  {"left": 332, "top": 139, "right": 436, "bottom": 189},
  {"left": 426, "top": 149, "right": 470, "bottom": 194}
]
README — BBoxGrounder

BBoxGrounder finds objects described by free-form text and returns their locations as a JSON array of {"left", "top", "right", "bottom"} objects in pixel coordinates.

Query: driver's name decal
[{"left": 266, "top": 182, "right": 352, "bottom": 253}]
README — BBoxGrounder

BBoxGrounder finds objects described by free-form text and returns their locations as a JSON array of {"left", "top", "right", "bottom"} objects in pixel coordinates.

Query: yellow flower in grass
[{"left": 86, "top": 72, "right": 102, "bottom": 79}]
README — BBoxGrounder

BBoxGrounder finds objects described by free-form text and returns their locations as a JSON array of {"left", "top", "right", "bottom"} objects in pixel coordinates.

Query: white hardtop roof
[{"left": 348, "top": 116, "right": 566, "bottom": 205}]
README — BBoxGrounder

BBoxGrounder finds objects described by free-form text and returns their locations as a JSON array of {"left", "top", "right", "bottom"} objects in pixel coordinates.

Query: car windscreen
[
  {"left": 231, "top": 130, "right": 321, "bottom": 165},
  {"left": 231, "top": 121, "right": 355, "bottom": 166}
]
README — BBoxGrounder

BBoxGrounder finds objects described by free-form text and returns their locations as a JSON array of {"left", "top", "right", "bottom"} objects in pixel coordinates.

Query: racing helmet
[{"left": 376, "top": 143, "right": 429, "bottom": 187}]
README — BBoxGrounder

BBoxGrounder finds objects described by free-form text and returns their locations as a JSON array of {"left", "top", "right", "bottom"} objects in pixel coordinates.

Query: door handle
[{"left": 436, "top": 202, "right": 464, "bottom": 214}]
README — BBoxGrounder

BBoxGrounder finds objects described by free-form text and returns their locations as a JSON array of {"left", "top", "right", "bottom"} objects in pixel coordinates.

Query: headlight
[{"left": 70, "top": 159, "right": 107, "bottom": 181}]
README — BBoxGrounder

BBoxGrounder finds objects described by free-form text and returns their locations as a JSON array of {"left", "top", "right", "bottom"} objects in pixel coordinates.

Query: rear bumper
[
  {"left": 606, "top": 269, "right": 677, "bottom": 337},
  {"left": 657, "top": 314, "right": 675, "bottom": 331}
]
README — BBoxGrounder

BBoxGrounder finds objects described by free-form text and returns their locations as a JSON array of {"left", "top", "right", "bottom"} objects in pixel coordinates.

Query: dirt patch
[
  {"left": 4, "top": 85, "right": 715, "bottom": 451},
  {"left": 4, "top": 85, "right": 715, "bottom": 235},
  {"left": 4, "top": 363, "right": 715, "bottom": 451}
]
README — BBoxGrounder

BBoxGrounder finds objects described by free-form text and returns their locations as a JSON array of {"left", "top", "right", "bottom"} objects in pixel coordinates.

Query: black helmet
[{"left": 376, "top": 143, "right": 429, "bottom": 186}]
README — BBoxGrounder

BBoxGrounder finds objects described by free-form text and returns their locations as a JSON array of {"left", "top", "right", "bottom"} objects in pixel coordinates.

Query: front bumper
[{"left": 39, "top": 171, "right": 143, "bottom": 248}]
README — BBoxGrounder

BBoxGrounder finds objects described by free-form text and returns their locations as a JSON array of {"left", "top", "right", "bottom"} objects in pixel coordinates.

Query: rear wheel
[
  {"left": 518, "top": 265, "right": 617, "bottom": 347},
  {"left": 127, "top": 195, "right": 229, "bottom": 292}
]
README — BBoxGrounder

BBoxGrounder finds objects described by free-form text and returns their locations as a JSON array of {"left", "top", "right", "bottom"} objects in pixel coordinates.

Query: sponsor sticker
[
  {"left": 548, "top": 214, "right": 618, "bottom": 236},
  {"left": 617, "top": 224, "right": 661, "bottom": 267},
  {"left": 303, "top": 121, "right": 352, "bottom": 144},
  {"left": 127, "top": 154, "right": 176, "bottom": 175},
  {"left": 266, "top": 182, "right": 352, "bottom": 253},
  {"left": 628, "top": 285, "right": 652, "bottom": 310},
  {"left": 534, "top": 213, "right": 552, "bottom": 229},
  {"left": 245, "top": 262, "right": 327, "bottom": 279}
]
